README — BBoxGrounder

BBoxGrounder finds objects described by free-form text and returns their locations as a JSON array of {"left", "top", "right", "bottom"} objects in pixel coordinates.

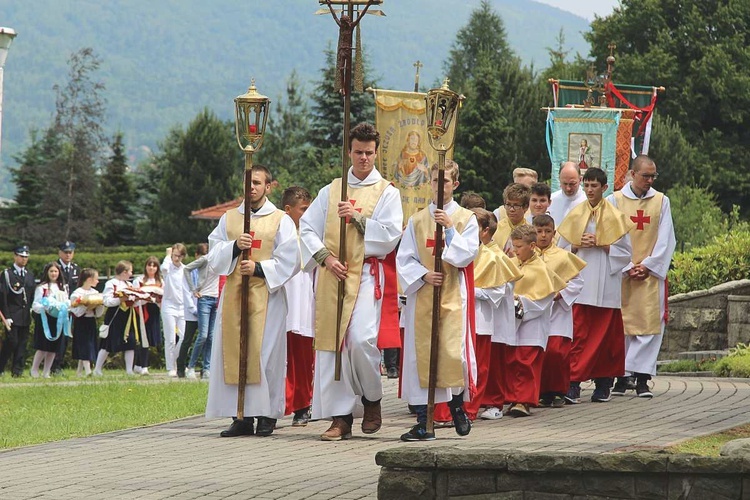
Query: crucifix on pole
[
  {"left": 413, "top": 60, "right": 423, "bottom": 92},
  {"left": 317, "top": 0, "right": 384, "bottom": 381}
]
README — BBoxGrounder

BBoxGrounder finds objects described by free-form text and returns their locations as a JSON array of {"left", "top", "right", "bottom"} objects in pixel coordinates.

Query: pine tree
[
  {"left": 444, "top": 0, "right": 515, "bottom": 94},
  {"left": 98, "top": 132, "right": 137, "bottom": 245},
  {"left": 146, "top": 108, "right": 241, "bottom": 243}
]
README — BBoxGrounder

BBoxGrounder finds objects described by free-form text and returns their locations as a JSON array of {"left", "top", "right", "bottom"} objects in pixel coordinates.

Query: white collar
[
  {"left": 237, "top": 198, "right": 277, "bottom": 216},
  {"left": 347, "top": 166, "right": 383, "bottom": 186},
  {"left": 622, "top": 182, "right": 656, "bottom": 200}
]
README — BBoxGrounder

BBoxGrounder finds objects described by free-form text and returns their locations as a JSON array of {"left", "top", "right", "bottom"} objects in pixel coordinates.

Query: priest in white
[
  {"left": 550, "top": 161, "right": 587, "bottom": 228},
  {"left": 300, "top": 123, "right": 402, "bottom": 441},
  {"left": 608, "top": 155, "right": 676, "bottom": 398},
  {"left": 205, "top": 165, "right": 300, "bottom": 438}
]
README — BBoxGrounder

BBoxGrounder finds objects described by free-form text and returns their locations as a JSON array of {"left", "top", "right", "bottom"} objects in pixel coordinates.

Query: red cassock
[
  {"left": 482, "top": 343, "right": 505, "bottom": 408},
  {"left": 539, "top": 335, "right": 572, "bottom": 395},
  {"left": 500, "top": 344, "right": 545, "bottom": 406},
  {"left": 570, "top": 304, "right": 625, "bottom": 382},
  {"left": 285, "top": 331, "right": 315, "bottom": 415},
  {"left": 377, "top": 250, "right": 401, "bottom": 350}
]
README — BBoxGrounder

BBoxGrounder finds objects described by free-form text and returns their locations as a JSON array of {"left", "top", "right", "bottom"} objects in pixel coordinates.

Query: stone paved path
[{"left": 2, "top": 376, "right": 750, "bottom": 499}]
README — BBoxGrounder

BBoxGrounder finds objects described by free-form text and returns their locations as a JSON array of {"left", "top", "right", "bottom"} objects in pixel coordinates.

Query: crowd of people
[
  {"left": 0, "top": 241, "right": 220, "bottom": 381},
  {"left": 0, "top": 121, "right": 676, "bottom": 444}
]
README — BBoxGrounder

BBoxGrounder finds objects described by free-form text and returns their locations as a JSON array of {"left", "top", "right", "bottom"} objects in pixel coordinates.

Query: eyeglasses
[
  {"left": 637, "top": 172, "right": 659, "bottom": 180},
  {"left": 504, "top": 203, "right": 525, "bottom": 211}
]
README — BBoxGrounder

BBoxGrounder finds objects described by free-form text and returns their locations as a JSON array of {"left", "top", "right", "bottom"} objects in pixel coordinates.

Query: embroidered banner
[
  {"left": 546, "top": 108, "right": 621, "bottom": 196},
  {"left": 372, "top": 89, "right": 454, "bottom": 221}
]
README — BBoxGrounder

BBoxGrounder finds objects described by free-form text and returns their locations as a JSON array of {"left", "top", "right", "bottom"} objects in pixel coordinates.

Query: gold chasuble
[
  {"left": 315, "top": 178, "right": 390, "bottom": 352},
  {"left": 615, "top": 191, "right": 664, "bottom": 336},
  {"left": 413, "top": 206, "right": 474, "bottom": 388},
  {"left": 556, "top": 199, "right": 634, "bottom": 247},
  {"left": 492, "top": 217, "right": 527, "bottom": 251},
  {"left": 474, "top": 242, "right": 523, "bottom": 289},
  {"left": 537, "top": 245, "right": 586, "bottom": 284},
  {"left": 223, "top": 207, "right": 285, "bottom": 385},
  {"left": 512, "top": 253, "right": 567, "bottom": 301}
]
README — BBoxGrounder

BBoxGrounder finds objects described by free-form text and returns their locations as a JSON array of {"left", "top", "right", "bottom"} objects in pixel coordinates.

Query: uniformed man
[
  {"left": 0, "top": 245, "right": 37, "bottom": 377},
  {"left": 52, "top": 241, "right": 81, "bottom": 374}
]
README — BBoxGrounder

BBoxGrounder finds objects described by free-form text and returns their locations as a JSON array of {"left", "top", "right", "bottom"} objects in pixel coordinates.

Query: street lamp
[
  {"left": 0, "top": 27, "right": 17, "bottom": 166},
  {"left": 232, "top": 78, "right": 270, "bottom": 420},
  {"left": 423, "top": 78, "right": 464, "bottom": 434}
]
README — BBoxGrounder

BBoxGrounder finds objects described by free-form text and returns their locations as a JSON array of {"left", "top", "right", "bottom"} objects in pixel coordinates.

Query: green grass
[
  {"left": 668, "top": 423, "right": 750, "bottom": 457},
  {"left": 0, "top": 377, "right": 207, "bottom": 449}
]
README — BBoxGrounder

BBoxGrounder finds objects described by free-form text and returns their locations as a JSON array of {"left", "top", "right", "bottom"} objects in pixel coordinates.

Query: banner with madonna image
[
  {"left": 546, "top": 108, "right": 621, "bottom": 197},
  {"left": 372, "top": 89, "right": 454, "bottom": 221}
]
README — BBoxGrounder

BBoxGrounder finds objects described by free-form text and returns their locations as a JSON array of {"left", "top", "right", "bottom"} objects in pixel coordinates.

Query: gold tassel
[{"left": 354, "top": 23, "right": 364, "bottom": 92}]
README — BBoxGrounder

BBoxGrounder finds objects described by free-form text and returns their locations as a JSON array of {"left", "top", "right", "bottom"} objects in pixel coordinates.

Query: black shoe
[
  {"left": 292, "top": 408, "right": 311, "bottom": 427},
  {"left": 611, "top": 377, "right": 629, "bottom": 396},
  {"left": 407, "top": 404, "right": 416, "bottom": 415},
  {"left": 386, "top": 366, "right": 399, "bottom": 379},
  {"left": 565, "top": 382, "right": 581, "bottom": 404},
  {"left": 636, "top": 376, "right": 653, "bottom": 398},
  {"left": 449, "top": 404, "right": 472, "bottom": 437},
  {"left": 255, "top": 417, "right": 276, "bottom": 437},
  {"left": 625, "top": 377, "right": 637, "bottom": 391},
  {"left": 220, "top": 418, "right": 254, "bottom": 437},
  {"left": 400, "top": 423, "right": 436, "bottom": 442}
]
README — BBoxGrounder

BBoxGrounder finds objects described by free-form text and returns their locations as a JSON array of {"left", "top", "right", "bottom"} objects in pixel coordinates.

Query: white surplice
[
  {"left": 608, "top": 183, "right": 676, "bottom": 375},
  {"left": 398, "top": 201, "right": 479, "bottom": 405},
  {"left": 205, "top": 199, "right": 300, "bottom": 420},
  {"left": 550, "top": 188, "right": 587, "bottom": 228},
  {"left": 300, "top": 167, "right": 402, "bottom": 419},
  {"left": 549, "top": 274, "right": 584, "bottom": 339}
]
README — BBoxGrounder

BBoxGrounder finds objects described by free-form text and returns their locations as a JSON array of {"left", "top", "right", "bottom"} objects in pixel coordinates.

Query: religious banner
[
  {"left": 546, "top": 108, "right": 621, "bottom": 196},
  {"left": 372, "top": 89, "right": 451, "bottom": 221},
  {"left": 550, "top": 79, "right": 660, "bottom": 157}
]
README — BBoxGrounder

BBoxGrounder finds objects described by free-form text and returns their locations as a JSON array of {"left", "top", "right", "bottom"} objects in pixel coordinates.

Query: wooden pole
[
  {"left": 426, "top": 149, "right": 446, "bottom": 434},
  {"left": 236, "top": 151, "right": 253, "bottom": 419}
]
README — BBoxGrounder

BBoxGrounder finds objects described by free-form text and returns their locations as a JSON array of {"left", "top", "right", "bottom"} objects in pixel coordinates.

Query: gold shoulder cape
[
  {"left": 537, "top": 245, "right": 586, "bottom": 284},
  {"left": 556, "top": 199, "right": 634, "bottom": 247},
  {"left": 474, "top": 242, "right": 522, "bottom": 288},
  {"left": 511, "top": 253, "right": 566, "bottom": 301},
  {"left": 223, "top": 207, "right": 284, "bottom": 385}
]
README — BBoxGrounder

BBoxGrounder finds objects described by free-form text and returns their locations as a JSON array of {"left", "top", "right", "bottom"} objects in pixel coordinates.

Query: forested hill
[{"left": 0, "top": 0, "right": 589, "bottom": 194}]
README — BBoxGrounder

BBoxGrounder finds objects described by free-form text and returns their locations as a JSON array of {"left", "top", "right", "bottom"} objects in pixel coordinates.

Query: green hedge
[
  {"left": 0, "top": 245, "right": 198, "bottom": 279},
  {"left": 668, "top": 227, "right": 750, "bottom": 295}
]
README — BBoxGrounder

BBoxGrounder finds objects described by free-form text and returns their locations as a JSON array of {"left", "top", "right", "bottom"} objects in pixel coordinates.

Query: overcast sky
[{"left": 534, "top": 0, "right": 620, "bottom": 21}]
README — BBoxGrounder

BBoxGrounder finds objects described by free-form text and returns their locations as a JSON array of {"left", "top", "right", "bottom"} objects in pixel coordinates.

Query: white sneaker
[
  {"left": 133, "top": 366, "right": 143, "bottom": 375},
  {"left": 93, "top": 369, "right": 103, "bottom": 377},
  {"left": 167, "top": 370, "right": 177, "bottom": 378},
  {"left": 202, "top": 370, "right": 210, "bottom": 380},
  {"left": 140, "top": 367, "right": 149, "bottom": 376},
  {"left": 479, "top": 407, "right": 503, "bottom": 420},
  {"left": 185, "top": 368, "right": 197, "bottom": 380}
]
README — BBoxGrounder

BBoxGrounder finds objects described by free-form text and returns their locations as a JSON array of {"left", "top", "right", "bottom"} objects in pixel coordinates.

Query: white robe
[
  {"left": 475, "top": 284, "right": 508, "bottom": 336},
  {"left": 398, "top": 201, "right": 479, "bottom": 405},
  {"left": 608, "top": 183, "right": 676, "bottom": 375},
  {"left": 491, "top": 283, "right": 516, "bottom": 344},
  {"left": 284, "top": 266, "right": 314, "bottom": 338},
  {"left": 300, "top": 167, "right": 402, "bottom": 419},
  {"left": 559, "top": 216, "right": 632, "bottom": 309},
  {"left": 550, "top": 188, "right": 587, "bottom": 228},
  {"left": 205, "top": 199, "right": 300, "bottom": 419},
  {"left": 549, "top": 274, "right": 584, "bottom": 339}
]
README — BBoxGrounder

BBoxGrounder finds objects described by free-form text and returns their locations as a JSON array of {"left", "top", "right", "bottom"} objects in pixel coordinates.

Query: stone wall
[
  {"left": 376, "top": 448, "right": 750, "bottom": 499},
  {"left": 662, "top": 279, "right": 750, "bottom": 359}
]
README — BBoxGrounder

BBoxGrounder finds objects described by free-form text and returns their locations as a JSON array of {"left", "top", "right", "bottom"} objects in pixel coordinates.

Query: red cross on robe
[
  {"left": 630, "top": 209, "right": 651, "bottom": 231},
  {"left": 426, "top": 231, "right": 439, "bottom": 256},
  {"left": 346, "top": 199, "right": 363, "bottom": 223},
  {"left": 248, "top": 231, "right": 263, "bottom": 255}
]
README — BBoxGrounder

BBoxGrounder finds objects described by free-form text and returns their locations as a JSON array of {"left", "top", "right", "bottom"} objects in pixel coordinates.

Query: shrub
[{"left": 668, "top": 226, "right": 750, "bottom": 295}]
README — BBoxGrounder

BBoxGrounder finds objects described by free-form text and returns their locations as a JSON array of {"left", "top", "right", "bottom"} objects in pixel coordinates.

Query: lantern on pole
[
  {"left": 232, "top": 79, "right": 270, "bottom": 420},
  {"left": 423, "top": 78, "right": 464, "bottom": 434}
]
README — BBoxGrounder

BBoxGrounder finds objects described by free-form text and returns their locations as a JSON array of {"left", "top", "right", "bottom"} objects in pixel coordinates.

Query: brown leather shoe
[
  {"left": 361, "top": 400, "right": 382, "bottom": 434},
  {"left": 320, "top": 417, "right": 352, "bottom": 441}
]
